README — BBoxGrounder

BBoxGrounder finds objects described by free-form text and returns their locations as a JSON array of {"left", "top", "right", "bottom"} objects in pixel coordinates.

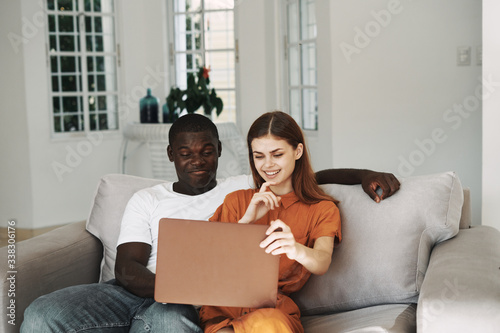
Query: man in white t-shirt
[{"left": 22, "top": 114, "right": 400, "bottom": 333}]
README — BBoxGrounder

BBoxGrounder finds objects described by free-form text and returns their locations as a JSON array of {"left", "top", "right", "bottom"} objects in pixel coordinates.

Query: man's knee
[
  {"left": 21, "top": 295, "right": 54, "bottom": 332},
  {"left": 138, "top": 303, "right": 202, "bottom": 332}
]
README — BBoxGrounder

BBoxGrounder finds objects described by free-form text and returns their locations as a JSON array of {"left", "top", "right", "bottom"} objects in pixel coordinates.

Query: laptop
[{"left": 154, "top": 218, "right": 280, "bottom": 308}]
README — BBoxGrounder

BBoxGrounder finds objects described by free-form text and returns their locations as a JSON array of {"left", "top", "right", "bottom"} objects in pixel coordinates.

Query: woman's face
[{"left": 251, "top": 135, "right": 303, "bottom": 194}]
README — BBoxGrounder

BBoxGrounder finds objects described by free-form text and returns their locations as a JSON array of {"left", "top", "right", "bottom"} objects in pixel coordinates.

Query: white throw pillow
[{"left": 86, "top": 174, "right": 164, "bottom": 282}]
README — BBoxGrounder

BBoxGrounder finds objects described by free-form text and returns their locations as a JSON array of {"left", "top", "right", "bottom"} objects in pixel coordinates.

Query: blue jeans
[{"left": 20, "top": 280, "right": 202, "bottom": 332}]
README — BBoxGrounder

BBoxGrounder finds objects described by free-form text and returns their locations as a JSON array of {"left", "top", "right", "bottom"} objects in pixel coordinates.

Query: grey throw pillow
[{"left": 292, "top": 171, "right": 463, "bottom": 315}]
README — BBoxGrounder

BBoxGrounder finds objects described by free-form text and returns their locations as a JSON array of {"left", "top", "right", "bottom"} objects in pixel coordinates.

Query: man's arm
[
  {"left": 115, "top": 242, "right": 155, "bottom": 298},
  {"left": 315, "top": 168, "right": 400, "bottom": 203}
]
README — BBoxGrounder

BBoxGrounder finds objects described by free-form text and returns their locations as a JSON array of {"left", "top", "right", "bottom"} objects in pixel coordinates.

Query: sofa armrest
[
  {"left": 0, "top": 221, "right": 103, "bottom": 332},
  {"left": 417, "top": 226, "right": 500, "bottom": 333}
]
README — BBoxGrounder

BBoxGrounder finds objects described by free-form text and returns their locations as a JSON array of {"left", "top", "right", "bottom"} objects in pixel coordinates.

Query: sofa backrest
[
  {"left": 291, "top": 171, "right": 464, "bottom": 315},
  {"left": 87, "top": 171, "right": 465, "bottom": 309}
]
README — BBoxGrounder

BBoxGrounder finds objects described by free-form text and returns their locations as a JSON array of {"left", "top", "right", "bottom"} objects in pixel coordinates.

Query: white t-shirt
[{"left": 117, "top": 174, "right": 254, "bottom": 273}]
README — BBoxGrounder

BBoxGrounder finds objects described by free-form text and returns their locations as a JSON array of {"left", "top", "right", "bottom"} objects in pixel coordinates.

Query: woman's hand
[
  {"left": 259, "top": 219, "right": 299, "bottom": 260},
  {"left": 238, "top": 182, "right": 281, "bottom": 224},
  {"left": 260, "top": 220, "right": 335, "bottom": 275}
]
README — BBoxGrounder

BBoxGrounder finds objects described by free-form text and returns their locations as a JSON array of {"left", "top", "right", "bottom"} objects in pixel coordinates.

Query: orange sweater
[{"left": 200, "top": 189, "right": 341, "bottom": 333}]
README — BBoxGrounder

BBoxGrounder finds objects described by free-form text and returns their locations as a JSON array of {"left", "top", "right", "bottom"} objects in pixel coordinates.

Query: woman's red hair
[{"left": 247, "top": 111, "right": 337, "bottom": 205}]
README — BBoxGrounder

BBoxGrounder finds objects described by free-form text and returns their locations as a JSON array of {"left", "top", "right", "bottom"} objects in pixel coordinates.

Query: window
[
  {"left": 168, "top": 0, "right": 236, "bottom": 123},
  {"left": 47, "top": 0, "right": 119, "bottom": 134},
  {"left": 283, "top": 0, "right": 317, "bottom": 130}
]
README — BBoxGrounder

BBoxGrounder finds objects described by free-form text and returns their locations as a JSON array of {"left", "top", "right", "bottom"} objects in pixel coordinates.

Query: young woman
[{"left": 199, "top": 111, "right": 341, "bottom": 333}]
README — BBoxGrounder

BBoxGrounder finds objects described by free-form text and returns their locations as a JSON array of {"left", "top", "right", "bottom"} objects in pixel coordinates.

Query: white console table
[{"left": 122, "top": 122, "right": 250, "bottom": 181}]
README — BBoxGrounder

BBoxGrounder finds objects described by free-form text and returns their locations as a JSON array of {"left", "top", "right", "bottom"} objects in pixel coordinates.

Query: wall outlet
[{"left": 457, "top": 46, "right": 471, "bottom": 66}]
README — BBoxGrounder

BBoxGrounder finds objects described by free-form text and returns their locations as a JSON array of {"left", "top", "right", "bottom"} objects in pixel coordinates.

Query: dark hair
[
  {"left": 247, "top": 111, "right": 337, "bottom": 205},
  {"left": 168, "top": 114, "right": 219, "bottom": 145}
]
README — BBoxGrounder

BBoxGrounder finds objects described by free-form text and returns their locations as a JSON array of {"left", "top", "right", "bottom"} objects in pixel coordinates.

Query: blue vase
[
  {"left": 162, "top": 102, "right": 179, "bottom": 123},
  {"left": 140, "top": 88, "right": 159, "bottom": 123}
]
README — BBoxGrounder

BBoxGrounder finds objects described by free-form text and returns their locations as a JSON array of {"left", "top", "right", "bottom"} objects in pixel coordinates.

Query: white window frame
[
  {"left": 281, "top": 0, "right": 318, "bottom": 131},
  {"left": 166, "top": 0, "right": 237, "bottom": 123},
  {"left": 46, "top": 0, "right": 120, "bottom": 138}
]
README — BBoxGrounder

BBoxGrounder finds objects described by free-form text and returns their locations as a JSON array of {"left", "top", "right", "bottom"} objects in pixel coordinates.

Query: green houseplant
[{"left": 165, "top": 67, "right": 223, "bottom": 121}]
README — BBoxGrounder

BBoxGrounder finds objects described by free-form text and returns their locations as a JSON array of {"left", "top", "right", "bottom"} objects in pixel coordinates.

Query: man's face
[{"left": 167, "top": 130, "right": 222, "bottom": 195}]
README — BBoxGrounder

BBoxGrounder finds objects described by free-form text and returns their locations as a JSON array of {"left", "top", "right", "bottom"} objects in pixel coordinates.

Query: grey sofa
[{"left": 1, "top": 171, "right": 499, "bottom": 333}]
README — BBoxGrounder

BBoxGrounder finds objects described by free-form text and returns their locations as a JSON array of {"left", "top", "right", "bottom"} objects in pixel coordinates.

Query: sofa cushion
[
  {"left": 292, "top": 171, "right": 463, "bottom": 315},
  {"left": 301, "top": 304, "right": 416, "bottom": 333},
  {"left": 86, "top": 174, "right": 163, "bottom": 282}
]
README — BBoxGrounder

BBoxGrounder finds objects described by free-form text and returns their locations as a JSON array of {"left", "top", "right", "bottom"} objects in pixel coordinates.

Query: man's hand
[
  {"left": 361, "top": 171, "right": 400, "bottom": 203},
  {"left": 115, "top": 242, "right": 155, "bottom": 298},
  {"left": 315, "top": 168, "right": 400, "bottom": 203}
]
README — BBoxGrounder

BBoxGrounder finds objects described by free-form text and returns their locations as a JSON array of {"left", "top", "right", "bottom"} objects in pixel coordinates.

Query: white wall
[
  {"left": 0, "top": 0, "right": 34, "bottom": 227},
  {"left": 482, "top": 0, "right": 500, "bottom": 231},
  {"left": 327, "top": 0, "right": 482, "bottom": 224}
]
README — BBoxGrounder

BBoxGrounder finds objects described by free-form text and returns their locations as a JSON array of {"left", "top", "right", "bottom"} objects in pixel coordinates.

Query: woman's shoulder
[
  {"left": 224, "top": 188, "right": 257, "bottom": 201},
  {"left": 310, "top": 198, "right": 339, "bottom": 212}
]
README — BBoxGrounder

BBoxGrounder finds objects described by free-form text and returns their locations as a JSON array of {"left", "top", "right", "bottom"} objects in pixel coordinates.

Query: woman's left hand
[{"left": 259, "top": 220, "right": 299, "bottom": 260}]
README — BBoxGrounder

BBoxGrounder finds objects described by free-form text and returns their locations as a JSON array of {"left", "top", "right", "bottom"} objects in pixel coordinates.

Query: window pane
[
  {"left": 302, "top": 88, "right": 317, "bottom": 130},
  {"left": 205, "top": 51, "right": 235, "bottom": 87},
  {"left": 54, "top": 116, "right": 62, "bottom": 132},
  {"left": 50, "top": 36, "right": 57, "bottom": 51},
  {"left": 59, "top": 35, "right": 76, "bottom": 51},
  {"left": 205, "top": 0, "right": 233, "bottom": 10},
  {"left": 87, "top": 56, "right": 94, "bottom": 72},
  {"left": 93, "top": 0, "right": 101, "bottom": 12},
  {"left": 94, "top": 17, "right": 102, "bottom": 32},
  {"left": 63, "top": 114, "right": 82, "bottom": 131},
  {"left": 62, "top": 96, "right": 78, "bottom": 112},
  {"left": 85, "top": 16, "right": 92, "bottom": 32},
  {"left": 95, "top": 35, "right": 103, "bottom": 51},
  {"left": 88, "top": 75, "right": 95, "bottom": 91},
  {"left": 89, "top": 95, "right": 96, "bottom": 110},
  {"left": 53, "top": 97, "right": 61, "bottom": 113},
  {"left": 288, "top": 45, "right": 300, "bottom": 87},
  {"left": 175, "top": 13, "right": 202, "bottom": 51},
  {"left": 89, "top": 95, "right": 118, "bottom": 130},
  {"left": 300, "top": 0, "right": 316, "bottom": 40},
  {"left": 49, "top": 15, "right": 56, "bottom": 32},
  {"left": 176, "top": 52, "right": 202, "bottom": 74},
  {"left": 86, "top": 35, "right": 93, "bottom": 51},
  {"left": 287, "top": 2, "right": 298, "bottom": 43},
  {"left": 50, "top": 56, "right": 58, "bottom": 73},
  {"left": 301, "top": 42, "right": 316, "bottom": 86},
  {"left": 58, "top": 15, "right": 74, "bottom": 32},
  {"left": 175, "top": 13, "right": 202, "bottom": 33},
  {"left": 289, "top": 89, "right": 301, "bottom": 123},
  {"left": 52, "top": 76, "right": 60, "bottom": 92},
  {"left": 95, "top": 56, "right": 105, "bottom": 71},
  {"left": 97, "top": 95, "right": 107, "bottom": 110},
  {"left": 96, "top": 75, "right": 106, "bottom": 91},
  {"left": 60, "top": 56, "right": 76, "bottom": 72},
  {"left": 174, "top": 0, "right": 201, "bottom": 12},
  {"left": 204, "top": 11, "right": 234, "bottom": 50},
  {"left": 57, "top": 0, "right": 74, "bottom": 12},
  {"left": 47, "top": 0, "right": 55, "bottom": 10},
  {"left": 61, "top": 75, "right": 78, "bottom": 91}
]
